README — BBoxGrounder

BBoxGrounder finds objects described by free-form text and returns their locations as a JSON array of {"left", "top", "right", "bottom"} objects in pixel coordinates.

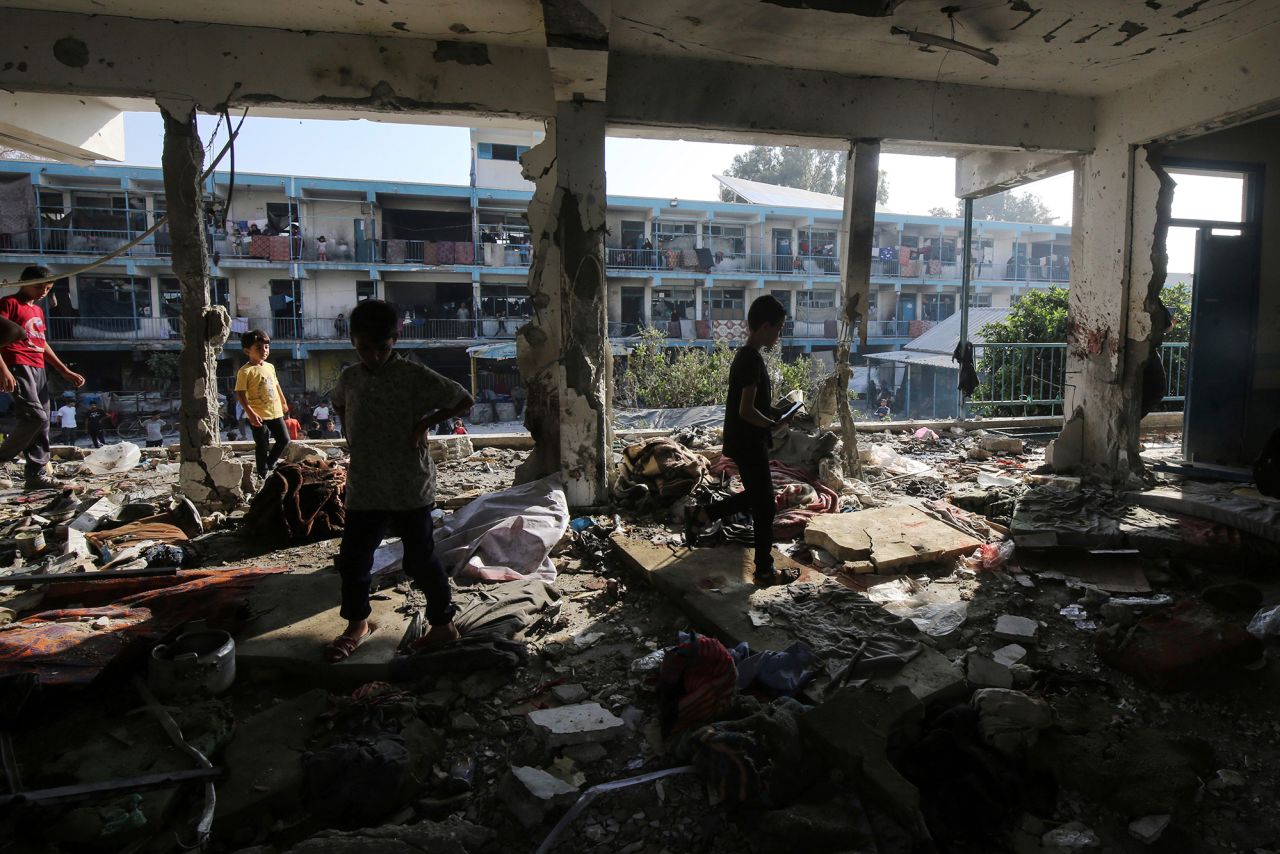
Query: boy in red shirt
[{"left": 0, "top": 266, "right": 85, "bottom": 490}]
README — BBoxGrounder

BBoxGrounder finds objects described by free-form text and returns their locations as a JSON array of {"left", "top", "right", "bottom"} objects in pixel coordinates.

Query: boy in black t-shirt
[{"left": 685, "top": 295, "right": 799, "bottom": 586}]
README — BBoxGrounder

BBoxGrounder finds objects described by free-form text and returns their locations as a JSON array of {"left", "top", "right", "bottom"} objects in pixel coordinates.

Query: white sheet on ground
[{"left": 434, "top": 475, "right": 567, "bottom": 583}]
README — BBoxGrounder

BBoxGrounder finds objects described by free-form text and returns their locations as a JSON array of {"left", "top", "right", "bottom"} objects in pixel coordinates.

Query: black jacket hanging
[{"left": 953, "top": 340, "right": 979, "bottom": 397}]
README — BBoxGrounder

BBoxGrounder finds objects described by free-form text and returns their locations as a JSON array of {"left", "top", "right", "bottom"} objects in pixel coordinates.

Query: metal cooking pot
[{"left": 148, "top": 621, "right": 236, "bottom": 698}]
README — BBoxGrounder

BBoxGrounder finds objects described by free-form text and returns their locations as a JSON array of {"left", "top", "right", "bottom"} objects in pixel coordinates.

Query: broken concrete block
[
  {"left": 70, "top": 495, "right": 121, "bottom": 533},
  {"left": 992, "top": 643, "right": 1027, "bottom": 668},
  {"left": 844, "top": 560, "right": 876, "bottom": 574},
  {"left": 550, "top": 683, "right": 589, "bottom": 704},
  {"left": 527, "top": 702, "right": 625, "bottom": 747},
  {"left": 1046, "top": 410, "right": 1084, "bottom": 472},
  {"left": 966, "top": 652, "right": 1013, "bottom": 689},
  {"left": 1207, "top": 768, "right": 1245, "bottom": 791},
  {"left": 499, "top": 765, "right": 579, "bottom": 828},
  {"left": 283, "top": 442, "right": 326, "bottom": 464},
  {"left": 978, "top": 434, "right": 1024, "bottom": 454},
  {"left": 1041, "top": 821, "right": 1100, "bottom": 851},
  {"left": 804, "top": 506, "right": 982, "bottom": 570},
  {"left": 562, "top": 742, "right": 608, "bottom": 765},
  {"left": 994, "top": 615, "right": 1039, "bottom": 644},
  {"left": 971, "top": 688, "right": 1052, "bottom": 756},
  {"left": 1129, "top": 814, "right": 1171, "bottom": 844}
]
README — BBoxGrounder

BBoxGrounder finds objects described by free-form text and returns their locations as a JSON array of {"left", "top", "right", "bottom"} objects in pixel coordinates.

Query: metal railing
[
  {"left": 971, "top": 341, "right": 1188, "bottom": 415},
  {"left": 238, "top": 316, "right": 526, "bottom": 342},
  {"left": 604, "top": 246, "right": 841, "bottom": 275},
  {"left": 870, "top": 257, "right": 1071, "bottom": 285},
  {"left": 46, "top": 315, "right": 181, "bottom": 342}
]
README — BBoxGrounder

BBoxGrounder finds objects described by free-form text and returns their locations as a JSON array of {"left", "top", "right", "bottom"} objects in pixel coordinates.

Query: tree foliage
[
  {"left": 720, "top": 146, "right": 889, "bottom": 206},
  {"left": 957, "top": 191, "right": 1058, "bottom": 224},
  {"left": 615, "top": 327, "right": 823, "bottom": 410},
  {"left": 969, "top": 281, "right": 1192, "bottom": 415}
]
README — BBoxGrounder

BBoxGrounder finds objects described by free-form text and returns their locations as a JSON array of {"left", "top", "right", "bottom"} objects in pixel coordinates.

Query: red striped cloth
[{"left": 659, "top": 634, "right": 738, "bottom": 735}]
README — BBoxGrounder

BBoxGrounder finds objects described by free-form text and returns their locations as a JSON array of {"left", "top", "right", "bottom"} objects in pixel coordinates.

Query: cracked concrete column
[
  {"left": 515, "top": 103, "right": 611, "bottom": 508},
  {"left": 1052, "top": 143, "right": 1173, "bottom": 482},
  {"left": 160, "top": 102, "right": 244, "bottom": 508},
  {"left": 822, "top": 139, "right": 879, "bottom": 479}
]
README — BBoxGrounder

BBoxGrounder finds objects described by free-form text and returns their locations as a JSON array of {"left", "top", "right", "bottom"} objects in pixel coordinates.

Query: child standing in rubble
[
  {"left": 323, "top": 299, "right": 474, "bottom": 662},
  {"left": 684, "top": 295, "right": 799, "bottom": 586},
  {"left": 235, "top": 329, "right": 291, "bottom": 479}
]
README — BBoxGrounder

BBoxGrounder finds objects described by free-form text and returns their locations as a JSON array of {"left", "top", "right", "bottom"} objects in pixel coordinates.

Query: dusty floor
[{"left": 2, "top": 426, "right": 1278, "bottom": 853}]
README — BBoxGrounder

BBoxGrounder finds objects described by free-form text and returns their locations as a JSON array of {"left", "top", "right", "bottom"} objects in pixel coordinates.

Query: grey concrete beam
[
  {"left": 955, "top": 150, "right": 1077, "bottom": 200},
  {"left": 0, "top": 9, "right": 555, "bottom": 120},
  {"left": 606, "top": 52, "right": 1096, "bottom": 153}
]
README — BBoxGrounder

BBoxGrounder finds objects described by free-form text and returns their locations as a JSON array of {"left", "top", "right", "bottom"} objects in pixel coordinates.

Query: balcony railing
[
  {"left": 46, "top": 315, "right": 180, "bottom": 342},
  {"left": 0, "top": 227, "right": 170, "bottom": 258},
  {"left": 604, "top": 246, "right": 841, "bottom": 275},
  {"left": 239, "top": 316, "right": 527, "bottom": 343},
  {"left": 971, "top": 341, "right": 1188, "bottom": 415},
  {"left": 870, "top": 257, "right": 1071, "bottom": 285}
]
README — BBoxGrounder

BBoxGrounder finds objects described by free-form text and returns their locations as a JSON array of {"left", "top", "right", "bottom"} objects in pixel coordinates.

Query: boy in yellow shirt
[{"left": 235, "top": 329, "right": 291, "bottom": 478}]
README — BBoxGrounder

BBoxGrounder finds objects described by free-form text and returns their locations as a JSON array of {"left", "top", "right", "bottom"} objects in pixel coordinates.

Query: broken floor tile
[
  {"left": 527, "top": 702, "right": 625, "bottom": 747},
  {"left": 1129, "top": 814, "right": 1171, "bottom": 844},
  {"left": 966, "top": 652, "right": 1013, "bottom": 689},
  {"left": 550, "top": 683, "right": 589, "bottom": 704},
  {"left": 994, "top": 614, "right": 1039, "bottom": 644},
  {"left": 499, "top": 765, "right": 579, "bottom": 828},
  {"left": 993, "top": 643, "right": 1027, "bottom": 668}
]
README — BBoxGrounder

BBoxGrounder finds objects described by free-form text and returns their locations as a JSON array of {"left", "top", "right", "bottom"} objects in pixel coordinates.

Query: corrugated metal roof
[
  {"left": 712, "top": 174, "right": 843, "bottom": 211},
  {"left": 905, "top": 307, "right": 1012, "bottom": 355},
  {"left": 864, "top": 349, "right": 958, "bottom": 369}
]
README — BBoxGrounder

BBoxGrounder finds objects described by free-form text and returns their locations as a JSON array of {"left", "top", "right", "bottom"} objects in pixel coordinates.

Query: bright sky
[{"left": 122, "top": 112, "right": 1207, "bottom": 276}]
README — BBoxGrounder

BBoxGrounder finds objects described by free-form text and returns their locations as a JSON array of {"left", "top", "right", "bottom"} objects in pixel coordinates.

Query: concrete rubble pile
[{"left": 3, "top": 423, "right": 1280, "bottom": 853}]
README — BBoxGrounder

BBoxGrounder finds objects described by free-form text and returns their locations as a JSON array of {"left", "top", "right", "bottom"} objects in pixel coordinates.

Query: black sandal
[
  {"left": 753, "top": 566, "right": 800, "bottom": 587},
  {"left": 683, "top": 504, "right": 705, "bottom": 547}
]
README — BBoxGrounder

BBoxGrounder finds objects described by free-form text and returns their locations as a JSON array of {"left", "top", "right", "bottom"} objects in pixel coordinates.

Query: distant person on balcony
[
  {"left": 231, "top": 227, "right": 244, "bottom": 256},
  {"left": 86, "top": 402, "right": 107, "bottom": 448},
  {"left": 235, "top": 329, "right": 291, "bottom": 479},
  {"left": 316, "top": 234, "right": 327, "bottom": 261},
  {"left": 517, "top": 233, "right": 531, "bottom": 264},
  {"left": 334, "top": 313, "right": 348, "bottom": 339},
  {"left": 683, "top": 295, "right": 800, "bottom": 588},
  {"left": 55, "top": 401, "right": 77, "bottom": 446},
  {"left": 0, "top": 265, "right": 86, "bottom": 491},
  {"left": 248, "top": 223, "right": 262, "bottom": 237},
  {"left": 481, "top": 228, "right": 498, "bottom": 244},
  {"left": 144, "top": 413, "right": 166, "bottom": 448}
]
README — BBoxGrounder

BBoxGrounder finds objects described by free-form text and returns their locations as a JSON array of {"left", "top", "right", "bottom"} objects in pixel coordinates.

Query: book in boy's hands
[{"left": 776, "top": 399, "right": 804, "bottom": 424}]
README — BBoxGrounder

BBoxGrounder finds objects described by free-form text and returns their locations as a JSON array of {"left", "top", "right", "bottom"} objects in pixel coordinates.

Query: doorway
[
  {"left": 1165, "top": 163, "right": 1260, "bottom": 466},
  {"left": 773, "top": 229, "right": 792, "bottom": 273}
]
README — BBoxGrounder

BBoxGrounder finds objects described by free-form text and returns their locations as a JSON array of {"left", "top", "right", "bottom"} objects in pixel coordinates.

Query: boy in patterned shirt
[{"left": 324, "top": 299, "right": 473, "bottom": 662}]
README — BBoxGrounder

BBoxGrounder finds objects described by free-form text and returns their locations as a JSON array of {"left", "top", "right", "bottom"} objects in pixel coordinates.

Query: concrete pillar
[
  {"left": 160, "top": 102, "right": 238, "bottom": 508},
  {"left": 820, "top": 139, "right": 880, "bottom": 478},
  {"left": 1052, "top": 144, "right": 1173, "bottom": 481},
  {"left": 514, "top": 101, "right": 611, "bottom": 509}
]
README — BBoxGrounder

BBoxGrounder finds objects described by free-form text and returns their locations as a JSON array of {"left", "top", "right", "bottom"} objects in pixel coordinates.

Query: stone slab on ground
[
  {"left": 994, "top": 614, "right": 1039, "bottom": 644},
  {"left": 499, "top": 765, "right": 580, "bottom": 828},
  {"left": 527, "top": 702, "right": 625, "bottom": 747},
  {"left": 804, "top": 506, "right": 983, "bottom": 571},
  {"left": 1128, "top": 482, "right": 1280, "bottom": 544},
  {"left": 235, "top": 563, "right": 413, "bottom": 684},
  {"left": 611, "top": 535, "right": 965, "bottom": 706}
]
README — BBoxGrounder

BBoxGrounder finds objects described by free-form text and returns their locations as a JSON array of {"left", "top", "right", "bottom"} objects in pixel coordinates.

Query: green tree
[
  {"left": 970, "top": 286, "right": 1069, "bottom": 415},
  {"left": 957, "top": 191, "right": 1057, "bottom": 224},
  {"left": 615, "top": 327, "right": 734, "bottom": 409},
  {"left": 720, "top": 146, "right": 889, "bottom": 205},
  {"left": 927, "top": 206, "right": 952, "bottom": 218}
]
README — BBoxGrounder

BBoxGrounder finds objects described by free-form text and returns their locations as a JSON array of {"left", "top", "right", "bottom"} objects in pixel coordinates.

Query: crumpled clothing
[
  {"left": 243, "top": 460, "right": 347, "bottom": 544},
  {"left": 708, "top": 458, "right": 839, "bottom": 539},
  {"left": 953, "top": 340, "right": 979, "bottom": 397},
  {"left": 452, "top": 578, "right": 562, "bottom": 640},
  {"left": 85, "top": 521, "right": 187, "bottom": 552},
  {"left": 687, "top": 697, "right": 815, "bottom": 808},
  {"left": 731, "top": 641, "right": 819, "bottom": 698},
  {"left": 659, "top": 632, "right": 738, "bottom": 736},
  {"left": 614, "top": 437, "right": 709, "bottom": 508}
]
